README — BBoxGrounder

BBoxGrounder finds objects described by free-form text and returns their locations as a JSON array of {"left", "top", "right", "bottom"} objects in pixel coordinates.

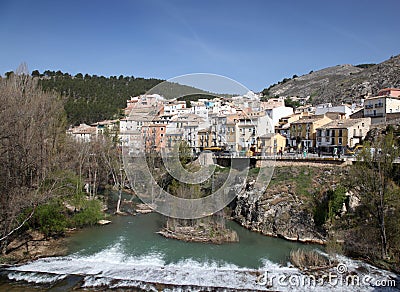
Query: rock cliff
[{"left": 232, "top": 164, "right": 345, "bottom": 244}]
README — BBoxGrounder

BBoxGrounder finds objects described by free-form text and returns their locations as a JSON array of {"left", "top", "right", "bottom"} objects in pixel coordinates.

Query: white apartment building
[
  {"left": 189, "top": 102, "right": 208, "bottom": 119},
  {"left": 165, "top": 114, "right": 209, "bottom": 152},
  {"left": 234, "top": 114, "right": 272, "bottom": 152},
  {"left": 119, "top": 107, "right": 157, "bottom": 153},
  {"left": 260, "top": 97, "right": 294, "bottom": 127},
  {"left": 315, "top": 103, "right": 353, "bottom": 118},
  {"left": 163, "top": 101, "right": 186, "bottom": 115},
  {"left": 364, "top": 88, "right": 400, "bottom": 124},
  {"left": 124, "top": 94, "right": 164, "bottom": 115}
]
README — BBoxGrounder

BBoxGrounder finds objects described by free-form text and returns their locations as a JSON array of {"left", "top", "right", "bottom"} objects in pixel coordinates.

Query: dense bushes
[
  {"left": 27, "top": 195, "right": 105, "bottom": 237},
  {"left": 70, "top": 199, "right": 104, "bottom": 227},
  {"left": 30, "top": 202, "right": 67, "bottom": 237},
  {"left": 314, "top": 185, "right": 348, "bottom": 227}
]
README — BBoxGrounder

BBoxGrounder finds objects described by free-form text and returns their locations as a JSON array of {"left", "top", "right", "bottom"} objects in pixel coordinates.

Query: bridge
[{"left": 212, "top": 155, "right": 400, "bottom": 167}]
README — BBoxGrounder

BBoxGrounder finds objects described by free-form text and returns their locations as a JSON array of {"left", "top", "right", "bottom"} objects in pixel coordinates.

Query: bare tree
[
  {"left": 15, "top": 62, "right": 29, "bottom": 76},
  {"left": 0, "top": 74, "right": 67, "bottom": 253},
  {"left": 99, "top": 133, "right": 126, "bottom": 213},
  {"left": 349, "top": 131, "right": 399, "bottom": 259}
]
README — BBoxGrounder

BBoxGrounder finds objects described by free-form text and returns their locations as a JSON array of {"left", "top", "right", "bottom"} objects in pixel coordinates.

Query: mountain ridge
[{"left": 264, "top": 54, "right": 400, "bottom": 104}]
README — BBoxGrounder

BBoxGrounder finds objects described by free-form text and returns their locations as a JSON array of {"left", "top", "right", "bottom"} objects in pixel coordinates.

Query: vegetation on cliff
[{"left": 233, "top": 163, "right": 342, "bottom": 244}]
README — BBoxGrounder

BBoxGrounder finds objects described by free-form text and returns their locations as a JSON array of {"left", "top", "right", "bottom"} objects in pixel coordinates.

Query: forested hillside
[
  {"left": 29, "top": 70, "right": 229, "bottom": 126},
  {"left": 34, "top": 70, "right": 163, "bottom": 126}
]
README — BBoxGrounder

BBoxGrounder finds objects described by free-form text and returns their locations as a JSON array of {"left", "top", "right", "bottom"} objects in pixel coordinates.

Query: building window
[
  {"left": 338, "top": 129, "right": 343, "bottom": 137},
  {"left": 338, "top": 137, "right": 342, "bottom": 145},
  {"left": 354, "top": 129, "right": 356, "bottom": 136},
  {"left": 331, "top": 130, "right": 335, "bottom": 137}
]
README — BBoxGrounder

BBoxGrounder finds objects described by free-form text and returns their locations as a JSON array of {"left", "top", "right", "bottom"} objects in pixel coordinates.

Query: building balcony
[{"left": 365, "top": 113, "right": 384, "bottom": 118}]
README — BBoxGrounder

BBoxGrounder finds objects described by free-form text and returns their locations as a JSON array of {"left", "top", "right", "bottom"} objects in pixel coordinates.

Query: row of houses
[
  {"left": 67, "top": 88, "right": 400, "bottom": 155},
  {"left": 119, "top": 94, "right": 283, "bottom": 155},
  {"left": 284, "top": 114, "right": 371, "bottom": 151}
]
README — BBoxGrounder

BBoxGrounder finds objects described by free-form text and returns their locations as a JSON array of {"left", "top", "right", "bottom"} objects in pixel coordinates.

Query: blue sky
[{"left": 1, "top": 0, "right": 399, "bottom": 91}]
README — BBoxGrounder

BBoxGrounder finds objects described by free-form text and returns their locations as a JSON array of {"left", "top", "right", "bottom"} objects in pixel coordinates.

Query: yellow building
[
  {"left": 289, "top": 115, "right": 332, "bottom": 148},
  {"left": 257, "top": 133, "right": 286, "bottom": 155},
  {"left": 225, "top": 119, "right": 237, "bottom": 152},
  {"left": 198, "top": 128, "right": 213, "bottom": 150},
  {"left": 316, "top": 118, "right": 371, "bottom": 149},
  {"left": 275, "top": 113, "right": 307, "bottom": 146}
]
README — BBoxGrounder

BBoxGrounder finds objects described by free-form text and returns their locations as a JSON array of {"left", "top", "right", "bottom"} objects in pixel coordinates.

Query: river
[{"left": 1, "top": 213, "right": 399, "bottom": 291}]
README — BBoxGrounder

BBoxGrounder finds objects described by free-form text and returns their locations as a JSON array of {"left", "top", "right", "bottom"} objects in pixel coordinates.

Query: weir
[{"left": 1, "top": 214, "right": 398, "bottom": 291}]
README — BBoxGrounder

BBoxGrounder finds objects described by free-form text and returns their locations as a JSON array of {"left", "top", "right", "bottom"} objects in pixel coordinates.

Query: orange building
[{"left": 143, "top": 123, "right": 167, "bottom": 152}]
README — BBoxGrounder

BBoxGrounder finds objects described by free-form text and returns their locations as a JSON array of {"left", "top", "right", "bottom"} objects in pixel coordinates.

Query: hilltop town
[{"left": 67, "top": 87, "right": 400, "bottom": 158}]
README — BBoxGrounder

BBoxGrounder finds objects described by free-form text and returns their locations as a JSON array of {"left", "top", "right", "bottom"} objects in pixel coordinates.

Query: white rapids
[{"left": 5, "top": 242, "right": 399, "bottom": 291}]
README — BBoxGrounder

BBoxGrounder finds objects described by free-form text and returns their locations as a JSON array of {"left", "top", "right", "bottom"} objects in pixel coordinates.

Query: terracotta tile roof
[
  {"left": 291, "top": 117, "right": 325, "bottom": 124},
  {"left": 318, "top": 118, "right": 369, "bottom": 129}
]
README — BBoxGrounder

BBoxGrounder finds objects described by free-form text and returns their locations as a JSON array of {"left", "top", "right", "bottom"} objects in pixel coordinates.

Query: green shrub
[
  {"left": 328, "top": 185, "right": 347, "bottom": 219},
  {"left": 27, "top": 195, "right": 104, "bottom": 236},
  {"left": 314, "top": 185, "right": 347, "bottom": 227},
  {"left": 71, "top": 199, "right": 103, "bottom": 227},
  {"left": 313, "top": 202, "right": 328, "bottom": 227},
  {"left": 31, "top": 201, "right": 68, "bottom": 236}
]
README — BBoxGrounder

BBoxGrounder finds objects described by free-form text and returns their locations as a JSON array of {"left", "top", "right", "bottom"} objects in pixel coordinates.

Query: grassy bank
[{"left": 0, "top": 193, "right": 107, "bottom": 265}]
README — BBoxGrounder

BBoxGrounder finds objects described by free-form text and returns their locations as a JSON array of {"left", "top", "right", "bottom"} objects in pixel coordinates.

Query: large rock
[
  {"left": 233, "top": 173, "right": 328, "bottom": 245},
  {"left": 234, "top": 165, "right": 346, "bottom": 245}
]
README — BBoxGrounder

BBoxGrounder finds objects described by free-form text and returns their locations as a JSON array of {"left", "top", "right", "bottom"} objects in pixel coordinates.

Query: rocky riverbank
[
  {"left": 232, "top": 165, "right": 345, "bottom": 245},
  {"left": 0, "top": 230, "right": 70, "bottom": 265}
]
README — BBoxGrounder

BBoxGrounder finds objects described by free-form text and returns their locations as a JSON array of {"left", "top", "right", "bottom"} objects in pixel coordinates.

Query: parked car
[{"left": 345, "top": 145, "right": 363, "bottom": 156}]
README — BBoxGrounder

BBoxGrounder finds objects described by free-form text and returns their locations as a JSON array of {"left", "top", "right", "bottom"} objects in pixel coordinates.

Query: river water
[{"left": 1, "top": 213, "right": 399, "bottom": 291}]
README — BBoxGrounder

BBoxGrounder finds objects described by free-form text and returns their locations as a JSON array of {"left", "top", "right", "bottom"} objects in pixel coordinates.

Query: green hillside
[{"left": 36, "top": 70, "right": 163, "bottom": 126}]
